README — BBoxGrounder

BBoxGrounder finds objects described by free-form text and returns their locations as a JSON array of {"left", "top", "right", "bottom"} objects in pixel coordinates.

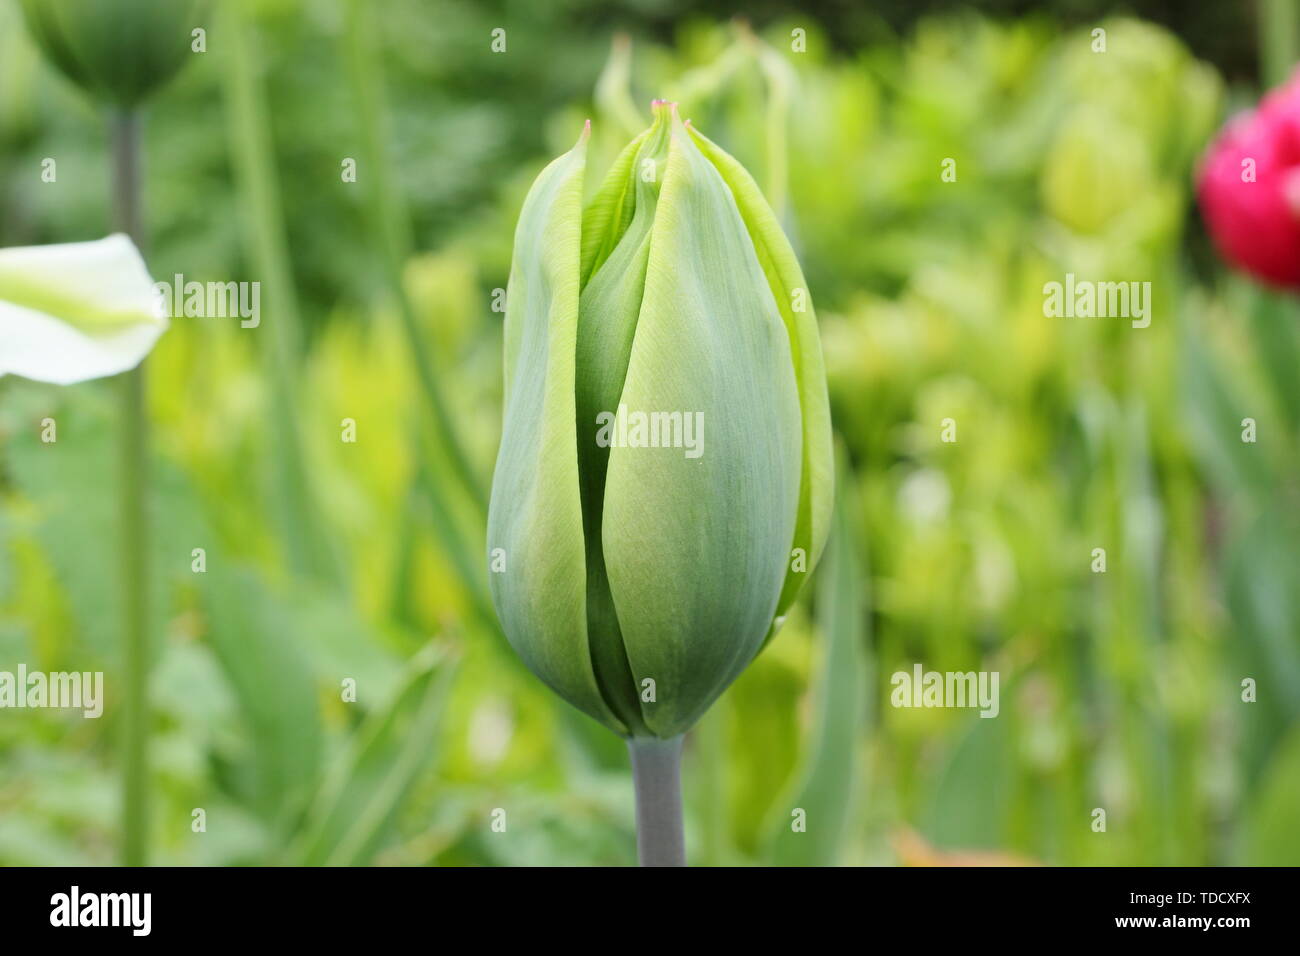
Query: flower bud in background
[
  {"left": 0, "top": 234, "right": 167, "bottom": 384},
  {"left": 488, "top": 102, "right": 833, "bottom": 739},
  {"left": 1197, "top": 70, "right": 1300, "bottom": 289},
  {"left": 18, "top": 0, "right": 207, "bottom": 107}
]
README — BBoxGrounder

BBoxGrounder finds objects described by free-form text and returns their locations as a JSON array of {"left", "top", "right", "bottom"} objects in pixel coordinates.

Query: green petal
[
  {"left": 580, "top": 129, "right": 647, "bottom": 287},
  {"left": 487, "top": 125, "right": 626, "bottom": 735},
  {"left": 574, "top": 107, "right": 673, "bottom": 734},
  {"left": 687, "top": 124, "right": 835, "bottom": 625},
  {"left": 601, "top": 110, "right": 803, "bottom": 737}
]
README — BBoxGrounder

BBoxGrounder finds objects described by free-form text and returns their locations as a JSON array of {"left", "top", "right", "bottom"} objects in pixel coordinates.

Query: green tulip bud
[
  {"left": 18, "top": 0, "right": 207, "bottom": 107},
  {"left": 488, "top": 101, "right": 833, "bottom": 739}
]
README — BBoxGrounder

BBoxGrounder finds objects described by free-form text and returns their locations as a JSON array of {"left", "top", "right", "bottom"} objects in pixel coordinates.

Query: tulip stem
[
  {"left": 111, "top": 107, "right": 149, "bottom": 867},
  {"left": 1260, "top": 0, "right": 1300, "bottom": 87},
  {"left": 344, "top": 0, "right": 487, "bottom": 515},
  {"left": 221, "top": 0, "right": 340, "bottom": 586},
  {"left": 627, "top": 735, "right": 686, "bottom": 866}
]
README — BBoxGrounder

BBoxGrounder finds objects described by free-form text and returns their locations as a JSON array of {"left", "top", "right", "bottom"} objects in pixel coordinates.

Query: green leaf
[
  {"left": 1247, "top": 281, "right": 1300, "bottom": 433},
  {"left": 203, "top": 567, "right": 322, "bottom": 831},
  {"left": 3, "top": 386, "right": 208, "bottom": 663},
  {"left": 922, "top": 714, "right": 1015, "bottom": 851},
  {"left": 1180, "top": 321, "right": 1273, "bottom": 498},
  {"left": 765, "top": 488, "right": 868, "bottom": 865},
  {"left": 1243, "top": 723, "right": 1300, "bottom": 865},
  {"left": 291, "top": 647, "right": 456, "bottom": 866},
  {"left": 1224, "top": 514, "right": 1300, "bottom": 783},
  {"left": 593, "top": 34, "right": 645, "bottom": 143}
]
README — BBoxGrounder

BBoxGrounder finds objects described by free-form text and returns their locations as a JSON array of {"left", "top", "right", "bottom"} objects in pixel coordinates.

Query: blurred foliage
[{"left": 0, "top": 0, "right": 1297, "bottom": 866}]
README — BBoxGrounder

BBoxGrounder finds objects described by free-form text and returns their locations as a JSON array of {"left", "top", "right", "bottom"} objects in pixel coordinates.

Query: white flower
[{"left": 0, "top": 234, "right": 167, "bottom": 385}]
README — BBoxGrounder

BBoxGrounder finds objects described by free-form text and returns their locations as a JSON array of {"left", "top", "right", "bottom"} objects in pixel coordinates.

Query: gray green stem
[
  {"left": 1261, "top": 0, "right": 1300, "bottom": 87},
  {"left": 344, "top": 0, "right": 487, "bottom": 514},
  {"left": 111, "top": 108, "right": 149, "bottom": 867},
  {"left": 627, "top": 735, "right": 686, "bottom": 866},
  {"left": 221, "top": 0, "right": 339, "bottom": 585}
]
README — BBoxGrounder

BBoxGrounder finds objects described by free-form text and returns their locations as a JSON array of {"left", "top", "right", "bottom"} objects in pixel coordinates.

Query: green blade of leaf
[
  {"left": 203, "top": 568, "right": 323, "bottom": 832},
  {"left": 1243, "top": 723, "right": 1300, "bottom": 865},
  {"left": 292, "top": 647, "right": 458, "bottom": 866},
  {"left": 765, "top": 479, "right": 868, "bottom": 866}
]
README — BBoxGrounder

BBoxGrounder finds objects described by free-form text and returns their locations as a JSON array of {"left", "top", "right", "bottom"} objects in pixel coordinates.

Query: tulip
[
  {"left": 16, "top": 0, "right": 202, "bottom": 871},
  {"left": 487, "top": 101, "right": 833, "bottom": 863},
  {"left": 1197, "top": 70, "right": 1300, "bottom": 289},
  {"left": 0, "top": 235, "right": 166, "bottom": 385},
  {"left": 17, "top": 0, "right": 207, "bottom": 107}
]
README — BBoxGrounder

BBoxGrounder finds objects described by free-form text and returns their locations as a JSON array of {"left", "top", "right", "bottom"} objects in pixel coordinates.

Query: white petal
[
  {"left": 0, "top": 301, "right": 166, "bottom": 385},
  {"left": 0, "top": 234, "right": 167, "bottom": 384}
]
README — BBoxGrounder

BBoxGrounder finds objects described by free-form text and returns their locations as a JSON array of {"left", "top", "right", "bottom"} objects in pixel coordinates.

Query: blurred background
[{"left": 1, "top": 0, "right": 1298, "bottom": 866}]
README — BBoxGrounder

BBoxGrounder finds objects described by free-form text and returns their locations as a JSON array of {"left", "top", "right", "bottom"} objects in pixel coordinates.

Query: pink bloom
[{"left": 1198, "top": 71, "right": 1300, "bottom": 289}]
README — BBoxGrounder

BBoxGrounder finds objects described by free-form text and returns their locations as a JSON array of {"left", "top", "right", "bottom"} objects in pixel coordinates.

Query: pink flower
[{"left": 1198, "top": 71, "right": 1300, "bottom": 289}]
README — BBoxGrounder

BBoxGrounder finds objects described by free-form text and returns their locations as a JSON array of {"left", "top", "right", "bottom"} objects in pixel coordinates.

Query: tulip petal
[
  {"left": 687, "top": 126, "right": 835, "bottom": 626},
  {"left": 601, "top": 111, "right": 802, "bottom": 737},
  {"left": 580, "top": 126, "right": 650, "bottom": 286},
  {"left": 573, "top": 108, "right": 674, "bottom": 734},
  {"left": 0, "top": 234, "right": 166, "bottom": 385},
  {"left": 487, "top": 125, "right": 628, "bottom": 735}
]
